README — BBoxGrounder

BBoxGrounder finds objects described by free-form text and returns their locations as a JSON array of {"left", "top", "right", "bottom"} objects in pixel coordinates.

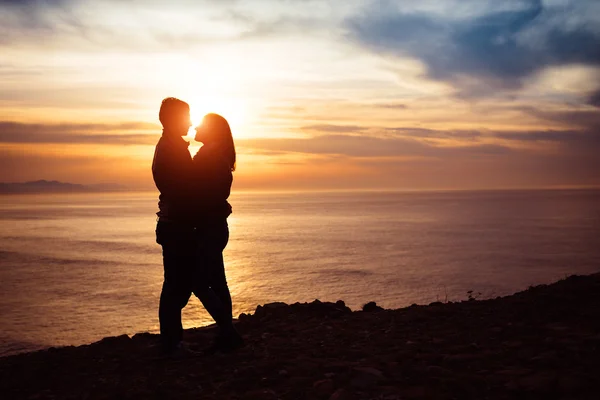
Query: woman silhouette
[{"left": 192, "top": 113, "right": 242, "bottom": 351}]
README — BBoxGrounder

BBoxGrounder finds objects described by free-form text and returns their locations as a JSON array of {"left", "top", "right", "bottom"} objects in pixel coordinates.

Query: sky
[{"left": 1, "top": 0, "right": 599, "bottom": 191}]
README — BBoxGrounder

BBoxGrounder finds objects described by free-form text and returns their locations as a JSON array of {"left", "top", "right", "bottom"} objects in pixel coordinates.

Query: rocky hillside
[{"left": 1, "top": 274, "right": 599, "bottom": 399}]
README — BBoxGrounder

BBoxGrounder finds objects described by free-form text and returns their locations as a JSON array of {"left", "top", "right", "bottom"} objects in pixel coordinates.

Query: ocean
[{"left": 1, "top": 189, "right": 599, "bottom": 357}]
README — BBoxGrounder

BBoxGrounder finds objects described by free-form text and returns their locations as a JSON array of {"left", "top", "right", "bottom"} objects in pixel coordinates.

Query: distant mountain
[{"left": 0, "top": 180, "right": 127, "bottom": 194}]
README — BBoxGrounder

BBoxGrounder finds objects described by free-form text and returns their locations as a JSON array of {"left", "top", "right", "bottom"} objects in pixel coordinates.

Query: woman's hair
[{"left": 202, "top": 113, "right": 236, "bottom": 171}]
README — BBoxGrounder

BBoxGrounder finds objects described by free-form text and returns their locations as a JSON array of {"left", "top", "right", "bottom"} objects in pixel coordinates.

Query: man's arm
[{"left": 152, "top": 140, "right": 193, "bottom": 213}]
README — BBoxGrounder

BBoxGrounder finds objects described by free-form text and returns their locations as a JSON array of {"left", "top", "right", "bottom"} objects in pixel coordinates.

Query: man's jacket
[{"left": 152, "top": 134, "right": 193, "bottom": 222}]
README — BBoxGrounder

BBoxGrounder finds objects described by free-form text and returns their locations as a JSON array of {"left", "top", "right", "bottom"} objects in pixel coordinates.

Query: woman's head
[{"left": 195, "top": 113, "right": 236, "bottom": 171}]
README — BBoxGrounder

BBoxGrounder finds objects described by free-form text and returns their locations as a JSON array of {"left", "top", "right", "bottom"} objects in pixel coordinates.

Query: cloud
[
  {"left": 516, "top": 106, "right": 600, "bottom": 130},
  {"left": 301, "top": 124, "right": 367, "bottom": 133},
  {"left": 588, "top": 90, "right": 600, "bottom": 108},
  {"left": 0, "top": 0, "right": 66, "bottom": 6},
  {"left": 238, "top": 134, "right": 512, "bottom": 159},
  {"left": 385, "top": 127, "right": 482, "bottom": 140},
  {"left": 298, "top": 124, "right": 483, "bottom": 140},
  {"left": 494, "top": 129, "right": 600, "bottom": 146},
  {"left": 0, "top": 121, "right": 160, "bottom": 145},
  {"left": 346, "top": 0, "right": 600, "bottom": 95},
  {"left": 0, "top": 0, "right": 233, "bottom": 51},
  {"left": 0, "top": 147, "right": 149, "bottom": 186},
  {"left": 0, "top": 0, "right": 340, "bottom": 51},
  {"left": 374, "top": 103, "right": 408, "bottom": 109},
  {"left": 239, "top": 124, "right": 600, "bottom": 159}
]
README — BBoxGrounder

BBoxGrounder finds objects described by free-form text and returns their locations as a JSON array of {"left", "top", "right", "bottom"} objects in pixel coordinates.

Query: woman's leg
[
  {"left": 192, "top": 225, "right": 235, "bottom": 331},
  {"left": 209, "top": 251, "right": 233, "bottom": 320},
  {"left": 207, "top": 221, "right": 233, "bottom": 319},
  {"left": 195, "top": 221, "right": 243, "bottom": 351}
]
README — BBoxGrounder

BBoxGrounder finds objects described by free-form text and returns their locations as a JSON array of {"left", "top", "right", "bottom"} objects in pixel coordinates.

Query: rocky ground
[{"left": 1, "top": 274, "right": 600, "bottom": 400}]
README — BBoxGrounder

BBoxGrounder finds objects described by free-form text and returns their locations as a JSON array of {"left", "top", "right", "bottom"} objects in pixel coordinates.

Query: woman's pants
[{"left": 195, "top": 220, "right": 233, "bottom": 321}]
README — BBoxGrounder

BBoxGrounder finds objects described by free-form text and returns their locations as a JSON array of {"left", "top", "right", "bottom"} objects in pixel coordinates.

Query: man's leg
[{"left": 157, "top": 221, "right": 193, "bottom": 351}]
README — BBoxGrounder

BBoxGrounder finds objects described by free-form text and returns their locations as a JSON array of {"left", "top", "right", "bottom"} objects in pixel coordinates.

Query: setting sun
[{"left": 187, "top": 95, "right": 249, "bottom": 140}]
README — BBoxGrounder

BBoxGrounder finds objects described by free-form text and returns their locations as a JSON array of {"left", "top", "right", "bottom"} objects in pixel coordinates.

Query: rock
[
  {"left": 443, "top": 353, "right": 478, "bottom": 363},
  {"left": 558, "top": 375, "right": 584, "bottom": 392},
  {"left": 530, "top": 350, "right": 558, "bottom": 363},
  {"left": 254, "top": 305, "right": 264, "bottom": 317},
  {"left": 238, "top": 312, "right": 250, "bottom": 321},
  {"left": 131, "top": 332, "right": 154, "bottom": 341},
  {"left": 336, "top": 300, "right": 346, "bottom": 308},
  {"left": 516, "top": 372, "right": 557, "bottom": 392},
  {"left": 288, "top": 377, "right": 311, "bottom": 387},
  {"left": 264, "top": 302, "right": 288, "bottom": 309},
  {"left": 96, "top": 334, "right": 130, "bottom": 346},
  {"left": 362, "top": 302, "right": 384, "bottom": 312},
  {"left": 351, "top": 367, "right": 383, "bottom": 389},
  {"left": 313, "top": 379, "right": 335, "bottom": 396},
  {"left": 3, "top": 274, "right": 600, "bottom": 400},
  {"left": 403, "top": 386, "right": 435, "bottom": 399},
  {"left": 353, "top": 367, "right": 383, "bottom": 377},
  {"left": 496, "top": 368, "right": 532, "bottom": 377},
  {"left": 329, "top": 388, "right": 351, "bottom": 400},
  {"left": 244, "top": 389, "right": 278, "bottom": 400},
  {"left": 425, "top": 365, "right": 447, "bottom": 375}
]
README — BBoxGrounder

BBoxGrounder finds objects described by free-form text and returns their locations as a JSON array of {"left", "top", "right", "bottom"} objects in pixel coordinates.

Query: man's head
[{"left": 159, "top": 97, "right": 191, "bottom": 136}]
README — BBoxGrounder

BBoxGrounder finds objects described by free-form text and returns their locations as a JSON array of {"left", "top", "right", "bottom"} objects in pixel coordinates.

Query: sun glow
[{"left": 187, "top": 95, "right": 249, "bottom": 140}]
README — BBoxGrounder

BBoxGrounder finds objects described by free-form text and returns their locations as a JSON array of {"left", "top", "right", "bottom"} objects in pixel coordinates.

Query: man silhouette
[{"left": 152, "top": 97, "right": 194, "bottom": 353}]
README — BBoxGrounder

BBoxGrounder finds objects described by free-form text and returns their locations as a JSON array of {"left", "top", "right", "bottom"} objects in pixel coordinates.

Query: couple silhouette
[{"left": 152, "top": 97, "right": 243, "bottom": 356}]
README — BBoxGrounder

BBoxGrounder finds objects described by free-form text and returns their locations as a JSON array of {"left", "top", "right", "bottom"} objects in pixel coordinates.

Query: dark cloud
[
  {"left": 0, "top": 121, "right": 160, "bottom": 145},
  {"left": 0, "top": 0, "right": 65, "bottom": 6},
  {"left": 494, "top": 130, "right": 600, "bottom": 149},
  {"left": 588, "top": 90, "right": 600, "bottom": 108},
  {"left": 516, "top": 106, "right": 600, "bottom": 130},
  {"left": 0, "top": 0, "right": 90, "bottom": 48},
  {"left": 346, "top": 0, "right": 600, "bottom": 95}
]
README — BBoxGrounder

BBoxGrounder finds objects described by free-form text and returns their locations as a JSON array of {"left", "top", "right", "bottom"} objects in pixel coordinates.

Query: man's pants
[{"left": 156, "top": 220, "right": 195, "bottom": 350}]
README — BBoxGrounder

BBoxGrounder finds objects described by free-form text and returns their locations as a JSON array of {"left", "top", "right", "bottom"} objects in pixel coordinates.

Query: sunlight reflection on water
[{"left": 1, "top": 189, "right": 599, "bottom": 356}]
